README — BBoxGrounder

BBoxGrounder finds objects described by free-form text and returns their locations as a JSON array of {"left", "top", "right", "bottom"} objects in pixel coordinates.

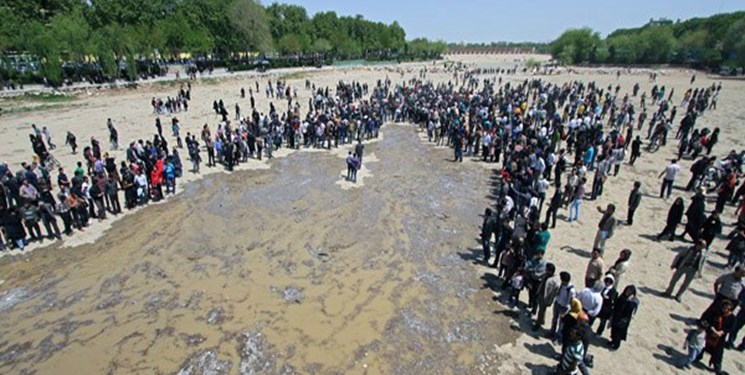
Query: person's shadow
[
  {"left": 560, "top": 245, "right": 592, "bottom": 258},
  {"left": 524, "top": 362, "right": 556, "bottom": 375},
  {"left": 637, "top": 233, "right": 660, "bottom": 242},
  {"left": 689, "top": 288, "right": 715, "bottom": 300},
  {"left": 524, "top": 342, "right": 558, "bottom": 359},
  {"left": 670, "top": 313, "right": 698, "bottom": 326},
  {"left": 457, "top": 248, "right": 483, "bottom": 265},
  {"left": 652, "top": 343, "right": 684, "bottom": 367},
  {"left": 638, "top": 286, "right": 667, "bottom": 298},
  {"left": 482, "top": 272, "right": 502, "bottom": 292}
]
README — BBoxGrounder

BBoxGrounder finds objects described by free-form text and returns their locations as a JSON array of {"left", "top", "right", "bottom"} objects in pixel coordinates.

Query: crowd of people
[
  {"left": 0, "top": 77, "right": 389, "bottom": 250},
  {"left": 1, "top": 64, "right": 744, "bottom": 374},
  {"left": 393, "top": 67, "right": 743, "bottom": 374}
]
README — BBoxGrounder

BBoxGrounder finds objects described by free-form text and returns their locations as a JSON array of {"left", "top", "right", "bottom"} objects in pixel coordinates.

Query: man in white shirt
[
  {"left": 578, "top": 281, "right": 604, "bottom": 322},
  {"left": 658, "top": 159, "right": 680, "bottom": 199}
]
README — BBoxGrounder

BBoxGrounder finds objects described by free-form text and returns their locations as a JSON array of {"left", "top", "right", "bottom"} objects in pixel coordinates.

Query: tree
[
  {"left": 550, "top": 28, "right": 602, "bottom": 65},
  {"left": 311, "top": 38, "right": 332, "bottom": 53},
  {"left": 227, "top": 0, "right": 272, "bottom": 53},
  {"left": 724, "top": 18, "right": 745, "bottom": 66}
]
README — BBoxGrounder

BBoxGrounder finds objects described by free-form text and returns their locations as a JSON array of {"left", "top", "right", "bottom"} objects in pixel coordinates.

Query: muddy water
[{"left": 0, "top": 125, "right": 518, "bottom": 375}]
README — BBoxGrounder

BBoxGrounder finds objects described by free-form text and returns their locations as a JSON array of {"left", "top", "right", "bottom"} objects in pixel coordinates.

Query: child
[
  {"left": 679, "top": 319, "right": 708, "bottom": 369},
  {"left": 499, "top": 247, "right": 515, "bottom": 280},
  {"left": 508, "top": 269, "right": 525, "bottom": 307}
]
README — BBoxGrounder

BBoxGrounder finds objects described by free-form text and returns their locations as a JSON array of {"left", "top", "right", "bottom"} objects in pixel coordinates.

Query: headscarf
[
  {"left": 569, "top": 297, "right": 583, "bottom": 319},
  {"left": 601, "top": 274, "right": 615, "bottom": 299}
]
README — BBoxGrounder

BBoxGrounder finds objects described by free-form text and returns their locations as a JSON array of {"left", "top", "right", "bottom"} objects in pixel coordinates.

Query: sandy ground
[{"left": 0, "top": 54, "right": 743, "bottom": 374}]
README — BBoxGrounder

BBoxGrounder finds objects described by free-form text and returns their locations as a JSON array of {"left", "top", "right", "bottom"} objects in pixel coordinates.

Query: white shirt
[
  {"left": 578, "top": 288, "right": 603, "bottom": 317},
  {"left": 536, "top": 178, "right": 550, "bottom": 194},
  {"left": 135, "top": 174, "right": 148, "bottom": 188},
  {"left": 500, "top": 196, "right": 514, "bottom": 219},
  {"left": 664, "top": 163, "right": 680, "bottom": 181}
]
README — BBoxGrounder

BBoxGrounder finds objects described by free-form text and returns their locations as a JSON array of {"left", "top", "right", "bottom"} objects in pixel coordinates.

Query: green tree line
[
  {"left": 0, "top": 0, "right": 447, "bottom": 84},
  {"left": 550, "top": 12, "right": 745, "bottom": 68}
]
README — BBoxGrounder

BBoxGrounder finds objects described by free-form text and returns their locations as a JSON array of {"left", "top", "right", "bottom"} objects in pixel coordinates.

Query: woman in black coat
[
  {"left": 682, "top": 191, "right": 706, "bottom": 241},
  {"left": 595, "top": 274, "right": 618, "bottom": 337},
  {"left": 610, "top": 285, "right": 640, "bottom": 350},
  {"left": 700, "top": 212, "right": 723, "bottom": 249},
  {"left": 657, "top": 197, "right": 685, "bottom": 241},
  {"left": 0, "top": 206, "right": 27, "bottom": 249}
]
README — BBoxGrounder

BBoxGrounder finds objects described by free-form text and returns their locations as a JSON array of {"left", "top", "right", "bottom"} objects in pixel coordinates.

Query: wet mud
[{"left": 0, "top": 125, "right": 518, "bottom": 374}]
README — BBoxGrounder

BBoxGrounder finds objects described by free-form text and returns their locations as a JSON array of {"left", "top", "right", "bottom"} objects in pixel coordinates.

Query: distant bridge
[{"left": 445, "top": 47, "right": 548, "bottom": 55}]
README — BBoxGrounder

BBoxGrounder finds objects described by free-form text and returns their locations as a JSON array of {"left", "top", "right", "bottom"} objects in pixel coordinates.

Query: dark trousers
[
  {"left": 629, "top": 153, "right": 639, "bottom": 165},
  {"left": 544, "top": 206, "right": 558, "bottom": 228},
  {"left": 108, "top": 192, "right": 121, "bottom": 214},
  {"left": 60, "top": 211, "right": 73, "bottom": 234},
  {"left": 41, "top": 216, "right": 61, "bottom": 239},
  {"left": 94, "top": 198, "right": 106, "bottom": 219},
  {"left": 482, "top": 237, "right": 491, "bottom": 264},
  {"left": 207, "top": 148, "right": 215, "bottom": 166},
  {"left": 25, "top": 220, "right": 43, "bottom": 239},
  {"left": 660, "top": 179, "right": 674, "bottom": 198},
  {"left": 627, "top": 206, "right": 638, "bottom": 225}
]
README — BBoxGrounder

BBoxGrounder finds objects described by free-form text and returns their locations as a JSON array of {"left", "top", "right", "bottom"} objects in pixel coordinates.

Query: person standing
[
  {"left": 725, "top": 228, "right": 745, "bottom": 268},
  {"left": 481, "top": 208, "right": 497, "bottom": 265},
  {"left": 42, "top": 126, "right": 56, "bottom": 150},
  {"left": 550, "top": 272, "right": 577, "bottom": 339},
  {"left": 544, "top": 187, "right": 563, "bottom": 229},
  {"left": 533, "top": 263, "right": 559, "bottom": 332},
  {"left": 19, "top": 201, "right": 43, "bottom": 241},
  {"left": 608, "top": 249, "right": 632, "bottom": 288},
  {"left": 590, "top": 155, "right": 609, "bottom": 200},
  {"left": 525, "top": 252, "right": 548, "bottom": 315},
  {"left": 701, "top": 212, "right": 722, "bottom": 250},
  {"left": 593, "top": 204, "right": 617, "bottom": 252},
  {"left": 658, "top": 159, "right": 680, "bottom": 199},
  {"left": 568, "top": 178, "right": 586, "bottom": 222},
  {"left": 38, "top": 201, "right": 61, "bottom": 240},
  {"left": 627, "top": 181, "right": 643, "bottom": 225},
  {"left": 594, "top": 274, "right": 618, "bottom": 337},
  {"left": 578, "top": 281, "right": 603, "bottom": 326},
  {"left": 699, "top": 300, "right": 736, "bottom": 374},
  {"left": 557, "top": 326, "right": 585, "bottom": 375},
  {"left": 355, "top": 139, "right": 365, "bottom": 167},
  {"left": 107, "top": 118, "right": 119, "bottom": 150},
  {"left": 346, "top": 152, "right": 356, "bottom": 181},
  {"left": 702, "top": 267, "right": 745, "bottom": 318},
  {"left": 725, "top": 289, "right": 745, "bottom": 350},
  {"left": 610, "top": 285, "right": 640, "bottom": 350},
  {"left": 629, "top": 136, "right": 642, "bottom": 166},
  {"left": 65, "top": 131, "right": 78, "bottom": 154},
  {"left": 105, "top": 175, "right": 120, "bottom": 215},
  {"left": 585, "top": 249, "right": 606, "bottom": 288},
  {"left": 665, "top": 239, "right": 707, "bottom": 302},
  {"left": 681, "top": 189, "right": 706, "bottom": 242},
  {"left": 657, "top": 197, "right": 685, "bottom": 241}
]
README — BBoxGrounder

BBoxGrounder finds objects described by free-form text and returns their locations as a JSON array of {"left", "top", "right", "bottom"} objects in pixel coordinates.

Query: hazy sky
[{"left": 278, "top": 0, "right": 745, "bottom": 42}]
